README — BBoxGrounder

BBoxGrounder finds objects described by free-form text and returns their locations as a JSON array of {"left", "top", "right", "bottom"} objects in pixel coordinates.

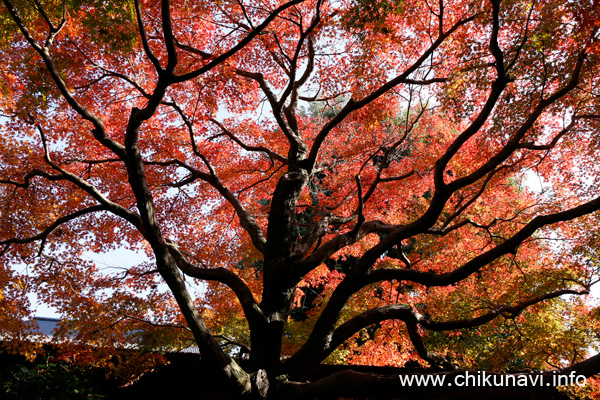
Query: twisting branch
[
  {"left": 365, "top": 194, "right": 600, "bottom": 291},
  {"left": 307, "top": 13, "right": 479, "bottom": 171},
  {"left": 2, "top": 0, "right": 126, "bottom": 160},
  {"left": 0, "top": 205, "right": 106, "bottom": 257},
  {"left": 0, "top": 170, "right": 64, "bottom": 188},
  {"left": 135, "top": 0, "right": 162, "bottom": 72},
  {"left": 161, "top": 0, "right": 178, "bottom": 71},
  {"left": 154, "top": 157, "right": 267, "bottom": 253},
  {"left": 517, "top": 119, "right": 576, "bottom": 150},
  {"left": 30, "top": 120, "right": 144, "bottom": 233},
  {"left": 173, "top": 0, "right": 307, "bottom": 83},
  {"left": 318, "top": 288, "right": 589, "bottom": 372},
  {"left": 166, "top": 241, "right": 266, "bottom": 330},
  {"left": 447, "top": 51, "right": 586, "bottom": 194},
  {"left": 236, "top": 69, "right": 306, "bottom": 152},
  {"left": 209, "top": 118, "right": 288, "bottom": 164}
]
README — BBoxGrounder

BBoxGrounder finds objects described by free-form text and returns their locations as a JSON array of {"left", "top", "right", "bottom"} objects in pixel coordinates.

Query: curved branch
[
  {"left": 517, "top": 119, "right": 576, "bottom": 150},
  {"left": 154, "top": 158, "right": 267, "bottom": 253},
  {"left": 209, "top": 118, "right": 288, "bottom": 164},
  {"left": 306, "top": 13, "right": 479, "bottom": 171},
  {"left": 236, "top": 69, "right": 304, "bottom": 151},
  {"left": 173, "top": 0, "right": 306, "bottom": 83},
  {"left": 290, "top": 288, "right": 588, "bottom": 377},
  {"left": 367, "top": 194, "right": 600, "bottom": 289},
  {"left": 161, "top": 0, "right": 178, "bottom": 71},
  {"left": 0, "top": 169, "right": 63, "bottom": 188},
  {"left": 0, "top": 205, "right": 106, "bottom": 256},
  {"left": 2, "top": 0, "right": 126, "bottom": 160},
  {"left": 32, "top": 121, "right": 144, "bottom": 233},
  {"left": 134, "top": 0, "right": 162, "bottom": 72},
  {"left": 166, "top": 242, "right": 266, "bottom": 330},
  {"left": 333, "top": 288, "right": 588, "bottom": 347},
  {"left": 90, "top": 63, "right": 151, "bottom": 98},
  {"left": 447, "top": 51, "right": 585, "bottom": 194}
]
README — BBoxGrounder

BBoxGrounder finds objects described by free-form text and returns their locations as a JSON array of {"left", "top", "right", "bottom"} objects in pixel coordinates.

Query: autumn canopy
[{"left": 1, "top": 0, "right": 600, "bottom": 397}]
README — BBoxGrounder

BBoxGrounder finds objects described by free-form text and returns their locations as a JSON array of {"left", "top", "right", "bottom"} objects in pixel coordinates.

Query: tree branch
[
  {"left": 151, "top": 157, "right": 267, "bottom": 253},
  {"left": 2, "top": 0, "right": 126, "bottom": 160},
  {"left": 31, "top": 120, "right": 144, "bottom": 232},
  {"left": 306, "top": 13, "right": 479, "bottom": 171},
  {"left": 161, "top": 0, "right": 178, "bottom": 71},
  {"left": 0, "top": 205, "right": 106, "bottom": 257},
  {"left": 135, "top": 0, "right": 162, "bottom": 72},
  {"left": 209, "top": 118, "right": 288, "bottom": 164},
  {"left": 173, "top": 0, "right": 306, "bottom": 83},
  {"left": 166, "top": 241, "right": 266, "bottom": 330}
]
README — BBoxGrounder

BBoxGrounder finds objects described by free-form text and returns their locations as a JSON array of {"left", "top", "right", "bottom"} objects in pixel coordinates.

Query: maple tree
[{"left": 2, "top": 0, "right": 600, "bottom": 398}]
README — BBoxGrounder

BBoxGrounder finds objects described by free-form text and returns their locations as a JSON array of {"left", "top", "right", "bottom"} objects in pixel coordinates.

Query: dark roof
[{"left": 32, "top": 316, "right": 60, "bottom": 336}]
